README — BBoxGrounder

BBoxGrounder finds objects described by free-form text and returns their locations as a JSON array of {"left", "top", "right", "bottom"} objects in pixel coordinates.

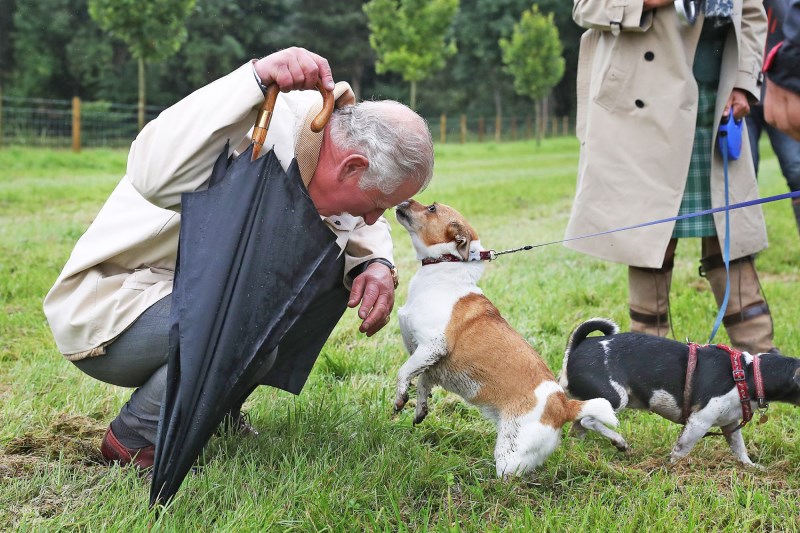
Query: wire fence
[
  {"left": 0, "top": 95, "right": 163, "bottom": 149},
  {"left": 428, "top": 113, "right": 574, "bottom": 144},
  {"left": 0, "top": 95, "right": 574, "bottom": 150}
]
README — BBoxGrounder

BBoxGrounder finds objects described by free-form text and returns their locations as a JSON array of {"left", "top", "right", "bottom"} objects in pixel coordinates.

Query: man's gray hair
[{"left": 328, "top": 101, "right": 434, "bottom": 194}]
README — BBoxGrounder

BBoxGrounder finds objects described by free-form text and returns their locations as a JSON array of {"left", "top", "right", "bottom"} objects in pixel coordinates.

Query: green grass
[{"left": 1, "top": 140, "right": 799, "bottom": 531}]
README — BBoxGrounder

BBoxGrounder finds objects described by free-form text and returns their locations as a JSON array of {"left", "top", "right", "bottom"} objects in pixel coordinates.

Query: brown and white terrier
[{"left": 393, "top": 200, "right": 618, "bottom": 477}]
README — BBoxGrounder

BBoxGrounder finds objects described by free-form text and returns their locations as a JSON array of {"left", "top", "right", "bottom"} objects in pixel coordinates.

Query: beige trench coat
[
  {"left": 564, "top": 0, "right": 768, "bottom": 268},
  {"left": 44, "top": 63, "right": 394, "bottom": 360}
]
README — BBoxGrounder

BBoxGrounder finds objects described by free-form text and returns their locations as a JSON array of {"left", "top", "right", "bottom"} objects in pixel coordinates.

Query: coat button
[
  {"left": 644, "top": 51, "right": 655, "bottom": 61},
  {"left": 635, "top": 99, "right": 645, "bottom": 108}
]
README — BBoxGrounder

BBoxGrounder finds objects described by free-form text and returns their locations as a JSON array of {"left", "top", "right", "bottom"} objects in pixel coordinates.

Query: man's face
[
  {"left": 314, "top": 174, "right": 420, "bottom": 225},
  {"left": 309, "top": 128, "right": 424, "bottom": 224}
]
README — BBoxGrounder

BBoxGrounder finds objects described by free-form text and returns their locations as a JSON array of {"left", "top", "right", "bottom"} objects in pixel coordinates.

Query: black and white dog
[{"left": 559, "top": 318, "right": 800, "bottom": 467}]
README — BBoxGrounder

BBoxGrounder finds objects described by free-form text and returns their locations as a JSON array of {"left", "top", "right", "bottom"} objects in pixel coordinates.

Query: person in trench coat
[{"left": 565, "top": 0, "right": 778, "bottom": 354}]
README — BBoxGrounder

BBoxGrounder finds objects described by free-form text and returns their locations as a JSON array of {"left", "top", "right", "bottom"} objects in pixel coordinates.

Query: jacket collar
[{"left": 296, "top": 82, "right": 356, "bottom": 187}]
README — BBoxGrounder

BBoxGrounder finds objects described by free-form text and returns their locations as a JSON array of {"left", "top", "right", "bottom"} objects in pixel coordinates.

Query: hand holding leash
[{"left": 717, "top": 106, "right": 743, "bottom": 161}]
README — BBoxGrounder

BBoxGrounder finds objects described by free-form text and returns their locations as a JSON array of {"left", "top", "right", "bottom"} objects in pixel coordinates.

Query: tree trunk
[
  {"left": 350, "top": 63, "right": 364, "bottom": 101},
  {"left": 138, "top": 57, "right": 146, "bottom": 131},
  {"left": 494, "top": 88, "right": 502, "bottom": 142},
  {"left": 535, "top": 99, "right": 543, "bottom": 146},
  {"left": 0, "top": 84, "right": 3, "bottom": 147},
  {"left": 410, "top": 80, "right": 417, "bottom": 110},
  {"left": 541, "top": 97, "right": 549, "bottom": 140}
]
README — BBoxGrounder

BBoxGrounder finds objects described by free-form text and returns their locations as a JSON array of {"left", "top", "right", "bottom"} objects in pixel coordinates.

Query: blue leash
[
  {"left": 491, "top": 190, "right": 800, "bottom": 254},
  {"left": 708, "top": 109, "right": 741, "bottom": 343}
]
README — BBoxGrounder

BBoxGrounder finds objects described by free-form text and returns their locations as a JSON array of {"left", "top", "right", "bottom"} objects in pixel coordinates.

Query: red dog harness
[{"left": 682, "top": 343, "right": 767, "bottom": 435}]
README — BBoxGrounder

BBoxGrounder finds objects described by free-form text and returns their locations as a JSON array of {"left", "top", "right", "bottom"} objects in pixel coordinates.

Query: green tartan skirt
[{"left": 673, "top": 81, "right": 718, "bottom": 238}]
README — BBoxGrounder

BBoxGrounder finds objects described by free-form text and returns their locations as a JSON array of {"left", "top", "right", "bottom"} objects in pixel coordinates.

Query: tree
[
  {"left": 364, "top": 0, "right": 459, "bottom": 109},
  {"left": 88, "top": 0, "right": 197, "bottom": 129},
  {"left": 282, "top": 0, "right": 373, "bottom": 99},
  {"left": 0, "top": 0, "right": 16, "bottom": 92},
  {"left": 533, "top": 0, "right": 584, "bottom": 118},
  {"left": 152, "top": 0, "right": 291, "bottom": 106},
  {"left": 8, "top": 0, "right": 93, "bottom": 98},
  {"left": 66, "top": 24, "right": 118, "bottom": 100},
  {"left": 448, "top": 0, "right": 530, "bottom": 136},
  {"left": 499, "top": 5, "right": 564, "bottom": 144}
]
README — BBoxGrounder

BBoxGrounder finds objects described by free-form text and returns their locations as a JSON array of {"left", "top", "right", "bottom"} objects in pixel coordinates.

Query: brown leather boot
[
  {"left": 100, "top": 426, "right": 155, "bottom": 469},
  {"left": 628, "top": 239, "right": 676, "bottom": 337},
  {"left": 700, "top": 237, "right": 775, "bottom": 354},
  {"left": 629, "top": 266, "right": 672, "bottom": 336}
]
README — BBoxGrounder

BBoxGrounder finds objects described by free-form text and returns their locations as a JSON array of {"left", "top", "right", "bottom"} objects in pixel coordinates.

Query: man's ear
[
  {"left": 447, "top": 221, "right": 472, "bottom": 261},
  {"left": 338, "top": 154, "right": 369, "bottom": 182}
]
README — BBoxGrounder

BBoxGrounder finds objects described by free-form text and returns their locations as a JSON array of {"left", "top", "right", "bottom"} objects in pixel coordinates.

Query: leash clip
[{"left": 479, "top": 250, "right": 496, "bottom": 261}]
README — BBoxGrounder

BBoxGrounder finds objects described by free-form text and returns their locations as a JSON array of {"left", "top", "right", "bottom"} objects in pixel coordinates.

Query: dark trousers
[
  {"left": 746, "top": 104, "right": 800, "bottom": 232},
  {"left": 73, "top": 269, "right": 348, "bottom": 448},
  {"left": 73, "top": 296, "right": 172, "bottom": 447}
]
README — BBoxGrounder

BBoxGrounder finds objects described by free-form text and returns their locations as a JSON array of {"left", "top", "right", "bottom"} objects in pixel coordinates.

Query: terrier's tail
[{"left": 558, "top": 317, "right": 619, "bottom": 390}]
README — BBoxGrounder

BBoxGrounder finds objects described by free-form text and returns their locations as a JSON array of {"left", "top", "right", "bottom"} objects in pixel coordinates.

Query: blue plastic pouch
[{"left": 717, "top": 107, "right": 742, "bottom": 160}]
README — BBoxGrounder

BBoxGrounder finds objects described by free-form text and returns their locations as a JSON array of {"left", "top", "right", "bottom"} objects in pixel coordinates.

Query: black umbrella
[{"left": 150, "top": 85, "right": 348, "bottom": 506}]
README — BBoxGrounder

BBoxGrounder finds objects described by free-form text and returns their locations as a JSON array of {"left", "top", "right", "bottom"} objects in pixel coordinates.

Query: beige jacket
[
  {"left": 44, "top": 63, "right": 394, "bottom": 360},
  {"left": 565, "top": 0, "right": 768, "bottom": 268}
]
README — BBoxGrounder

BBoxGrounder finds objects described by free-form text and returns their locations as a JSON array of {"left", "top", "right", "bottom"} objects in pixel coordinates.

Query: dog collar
[
  {"left": 421, "top": 251, "right": 494, "bottom": 266},
  {"left": 752, "top": 353, "right": 768, "bottom": 410}
]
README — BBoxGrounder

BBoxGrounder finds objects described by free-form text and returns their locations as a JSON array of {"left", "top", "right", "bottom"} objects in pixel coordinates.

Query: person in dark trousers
[
  {"left": 763, "top": 0, "right": 800, "bottom": 138},
  {"left": 747, "top": 0, "right": 800, "bottom": 235}
]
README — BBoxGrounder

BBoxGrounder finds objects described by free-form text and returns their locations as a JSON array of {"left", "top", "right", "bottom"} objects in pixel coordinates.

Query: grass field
[{"left": 1, "top": 139, "right": 799, "bottom": 531}]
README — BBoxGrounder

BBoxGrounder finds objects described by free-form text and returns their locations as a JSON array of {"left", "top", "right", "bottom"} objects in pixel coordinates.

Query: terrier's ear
[{"left": 447, "top": 221, "right": 472, "bottom": 261}]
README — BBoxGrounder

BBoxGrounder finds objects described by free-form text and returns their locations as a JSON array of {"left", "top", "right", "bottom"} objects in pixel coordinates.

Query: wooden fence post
[
  {"left": 460, "top": 114, "right": 466, "bottom": 144},
  {"left": 551, "top": 117, "right": 558, "bottom": 138},
  {"left": 478, "top": 116, "right": 485, "bottom": 142},
  {"left": 563, "top": 116, "right": 569, "bottom": 137},
  {"left": 72, "top": 96, "right": 81, "bottom": 153},
  {"left": 495, "top": 114, "right": 502, "bottom": 142},
  {"left": 525, "top": 115, "right": 532, "bottom": 139},
  {"left": 510, "top": 116, "right": 517, "bottom": 141},
  {"left": 440, "top": 114, "right": 446, "bottom": 144}
]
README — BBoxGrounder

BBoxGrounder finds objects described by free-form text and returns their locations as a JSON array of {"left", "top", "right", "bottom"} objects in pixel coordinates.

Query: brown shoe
[{"left": 100, "top": 426, "right": 155, "bottom": 469}]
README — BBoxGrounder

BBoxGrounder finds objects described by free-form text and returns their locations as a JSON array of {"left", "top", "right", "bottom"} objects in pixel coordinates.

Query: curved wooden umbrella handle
[{"left": 251, "top": 82, "right": 334, "bottom": 161}]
